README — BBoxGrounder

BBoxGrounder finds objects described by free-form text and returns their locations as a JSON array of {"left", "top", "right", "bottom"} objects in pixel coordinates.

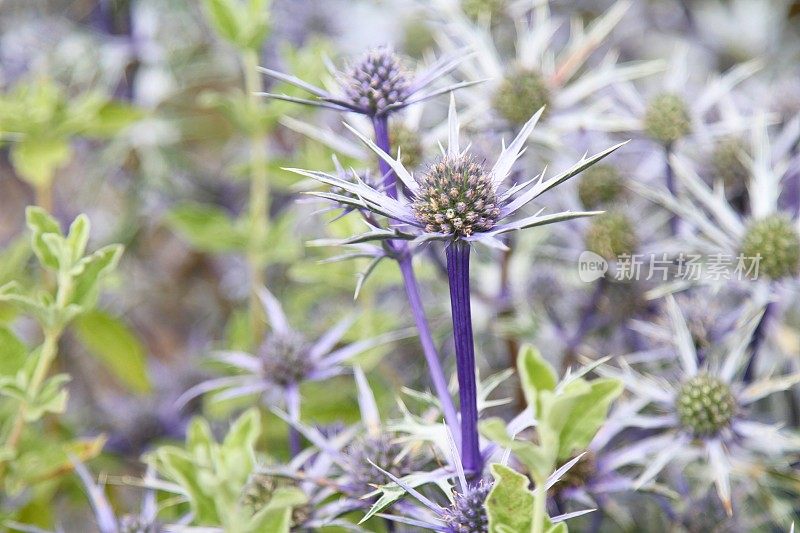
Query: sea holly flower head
[
  {"left": 492, "top": 68, "right": 551, "bottom": 126},
  {"left": 584, "top": 211, "right": 638, "bottom": 260},
  {"left": 413, "top": 154, "right": 500, "bottom": 237},
  {"left": 577, "top": 163, "right": 625, "bottom": 209},
  {"left": 176, "top": 288, "right": 408, "bottom": 407},
  {"left": 739, "top": 214, "right": 800, "bottom": 279},
  {"left": 258, "top": 330, "right": 313, "bottom": 386},
  {"left": 344, "top": 432, "right": 421, "bottom": 496},
  {"left": 340, "top": 47, "right": 410, "bottom": 116},
  {"left": 290, "top": 95, "right": 626, "bottom": 250},
  {"left": 644, "top": 92, "right": 693, "bottom": 144},
  {"left": 676, "top": 374, "right": 737, "bottom": 438},
  {"left": 441, "top": 479, "right": 491, "bottom": 532},
  {"left": 258, "top": 45, "right": 478, "bottom": 117},
  {"left": 711, "top": 136, "right": 750, "bottom": 192},
  {"left": 429, "top": 0, "right": 662, "bottom": 143}
]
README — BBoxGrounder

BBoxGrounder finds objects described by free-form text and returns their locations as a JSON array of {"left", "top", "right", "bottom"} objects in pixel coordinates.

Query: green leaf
[
  {"left": 0, "top": 326, "right": 27, "bottom": 376},
  {"left": 0, "top": 236, "right": 33, "bottom": 285},
  {"left": 80, "top": 101, "right": 142, "bottom": 137},
  {"left": 479, "top": 418, "right": 551, "bottom": 480},
  {"left": 517, "top": 344, "right": 557, "bottom": 416},
  {"left": 10, "top": 138, "right": 72, "bottom": 186},
  {"left": 203, "top": 0, "right": 244, "bottom": 45},
  {"left": 556, "top": 378, "right": 623, "bottom": 460},
  {"left": 246, "top": 486, "right": 307, "bottom": 533},
  {"left": 223, "top": 407, "right": 261, "bottom": 451},
  {"left": 73, "top": 310, "right": 151, "bottom": 394},
  {"left": 26, "top": 373, "right": 70, "bottom": 420},
  {"left": 65, "top": 214, "right": 90, "bottom": 264},
  {"left": 487, "top": 463, "right": 534, "bottom": 533},
  {"left": 69, "top": 244, "right": 123, "bottom": 309},
  {"left": 165, "top": 202, "right": 246, "bottom": 253},
  {"left": 26, "top": 206, "right": 63, "bottom": 270},
  {"left": 0, "top": 282, "right": 48, "bottom": 321}
]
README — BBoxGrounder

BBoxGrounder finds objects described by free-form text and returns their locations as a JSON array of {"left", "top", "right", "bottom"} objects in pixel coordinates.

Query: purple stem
[
  {"left": 397, "top": 253, "right": 460, "bottom": 439},
  {"left": 369, "top": 115, "right": 459, "bottom": 438},
  {"left": 743, "top": 300, "right": 775, "bottom": 383},
  {"left": 445, "top": 241, "right": 481, "bottom": 475},
  {"left": 286, "top": 382, "right": 302, "bottom": 457},
  {"left": 565, "top": 279, "right": 606, "bottom": 353},
  {"left": 372, "top": 115, "right": 397, "bottom": 198}
]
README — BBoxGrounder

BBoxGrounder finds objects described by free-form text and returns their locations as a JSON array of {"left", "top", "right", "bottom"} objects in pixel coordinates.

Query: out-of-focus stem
[
  {"left": 445, "top": 241, "right": 481, "bottom": 475},
  {"left": 286, "top": 382, "right": 302, "bottom": 457},
  {"left": 664, "top": 144, "right": 678, "bottom": 235},
  {"left": 243, "top": 49, "right": 269, "bottom": 344},
  {"left": 531, "top": 475, "right": 547, "bottom": 533},
  {"left": 35, "top": 182, "right": 53, "bottom": 213},
  {"left": 397, "top": 252, "right": 460, "bottom": 438},
  {"left": 1, "top": 325, "right": 63, "bottom": 479},
  {"left": 743, "top": 299, "right": 775, "bottom": 383}
]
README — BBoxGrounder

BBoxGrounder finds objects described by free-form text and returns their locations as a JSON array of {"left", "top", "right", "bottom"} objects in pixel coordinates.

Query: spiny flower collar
[
  {"left": 288, "top": 95, "right": 626, "bottom": 250},
  {"left": 257, "top": 46, "right": 480, "bottom": 117}
]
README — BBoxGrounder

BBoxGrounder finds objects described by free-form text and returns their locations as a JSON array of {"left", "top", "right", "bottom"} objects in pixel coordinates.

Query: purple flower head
[
  {"left": 340, "top": 46, "right": 410, "bottom": 116},
  {"left": 258, "top": 46, "right": 479, "bottom": 118},
  {"left": 441, "top": 479, "right": 491, "bottom": 533}
]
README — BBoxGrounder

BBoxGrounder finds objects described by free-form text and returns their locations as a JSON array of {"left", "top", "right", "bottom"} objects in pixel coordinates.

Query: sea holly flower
[
  {"left": 614, "top": 48, "right": 760, "bottom": 149},
  {"left": 364, "top": 424, "right": 593, "bottom": 532},
  {"left": 631, "top": 114, "right": 800, "bottom": 376},
  {"left": 289, "top": 97, "right": 624, "bottom": 249},
  {"left": 289, "top": 96, "right": 624, "bottom": 473},
  {"left": 595, "top": 295, "right": 800, "bottom": 515},
  {"left": 177, "top": 288, "right": 408, "bottom": 456},
  {"left": 257, "top": 45, "right": 477, "bottom": 119},
  {"left": 615, "top": 49, "right": 760, "bottom": 232},
  {"left": 428, "top": 0, "right": 661, "bottom": 146}
]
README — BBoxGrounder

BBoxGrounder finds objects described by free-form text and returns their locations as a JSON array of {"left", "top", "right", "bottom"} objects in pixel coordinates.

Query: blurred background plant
[{"left": 0, "top": 0, "right": 799, "bottom": 531}]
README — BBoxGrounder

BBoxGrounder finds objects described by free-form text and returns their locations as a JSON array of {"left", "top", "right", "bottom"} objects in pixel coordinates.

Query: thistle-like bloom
[
  {"left": 289, "top": 97, "right": 624, "bottom": 250},
  {"left": 427, "top": 0, "right": 661, "bottom": 146},
  {"left": 366, "top": 427, "right": 594, "bottom": 532},
  {"left": 177, "top": 288, "right": 407, "bottom": 455},
  {"left": 614, "top": 48, "right": 760, "bottom": 149},
  {"left": 596, "top": 295, "right": 800, "bottom": 515},
  {"left": 257, "top": 45, "right": 477, "bottom": 118}
]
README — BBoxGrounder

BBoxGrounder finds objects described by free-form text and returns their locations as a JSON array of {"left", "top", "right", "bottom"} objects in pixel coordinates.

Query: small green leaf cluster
[
  {"left": 146, "top": 408, "right": 307, "bottom": 532},
  {"left": 0, "top": 79, "right": 140, "bottom": 186},
  {"left": 481, "top": 345, "right": 623, "bottom": 533},
  {"left": 203, "top": 0, "right": 271, "bottom": 52},
  {"left": 0, "top": 208, "right": 123, "bottom": 330}
]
